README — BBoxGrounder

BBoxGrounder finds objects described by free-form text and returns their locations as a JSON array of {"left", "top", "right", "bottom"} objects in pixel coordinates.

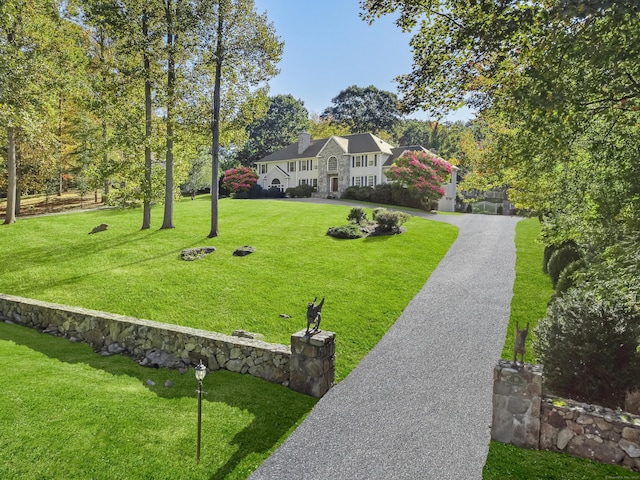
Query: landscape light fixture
[{"left": 195, "top": 360, "right": 207, "bottom": 464}]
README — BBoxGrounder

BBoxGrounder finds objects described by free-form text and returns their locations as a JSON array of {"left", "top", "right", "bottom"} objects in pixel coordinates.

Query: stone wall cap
[{"left": 291, "top": 329, "right": 336, "bottom": 345}]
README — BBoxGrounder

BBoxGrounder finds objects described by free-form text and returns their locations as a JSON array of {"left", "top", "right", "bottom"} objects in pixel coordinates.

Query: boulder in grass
[
  {"left": 181, "top": 246, "right": 216, "bottom": 261},
  {"left": 233, "top": 245, "right": 256, "bottom": 257},
  {"left": 89, "top": 223, "right": 108, "bottom": 234}
]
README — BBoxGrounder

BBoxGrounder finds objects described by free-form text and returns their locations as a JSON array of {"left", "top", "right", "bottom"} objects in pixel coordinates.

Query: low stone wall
[
  {"left": 541, "top": 397, "right": 640, "bottom": 471},
  {"left": 492, "top": 360, "right": 640, "bottom": 471},
  {"left": 0, "top": 293, "right": 335, "bottom": 397}
]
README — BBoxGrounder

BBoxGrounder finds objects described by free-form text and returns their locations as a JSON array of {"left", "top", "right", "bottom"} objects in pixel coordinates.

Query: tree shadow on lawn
[
  {"left": 4, "top": 234, "right": 212, "bottom": 298},
  {"left": 0, "top": 322, "right": 317, "bottom": 479}
]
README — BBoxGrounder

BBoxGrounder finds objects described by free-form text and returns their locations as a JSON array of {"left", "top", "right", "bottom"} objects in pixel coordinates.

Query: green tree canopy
[
  {"left": 236, "top": 94, "right": 310, "bottom": 166},
  {"left": 322, "top": 84, "right": 401, "bottom": 134}
]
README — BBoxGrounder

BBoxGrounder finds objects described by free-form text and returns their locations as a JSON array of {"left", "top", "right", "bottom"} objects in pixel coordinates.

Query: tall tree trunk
[
  {"left": 4, "top": 126, "right": 17, "bottom": 224},
  {"left": 208, "top": 2, "right": 225, "bottom": 238},
  {"left": 100, "top": 32, "right": 110, "bottom": 203},
  {"left": 161, "top": 0, "right": 175, "bottom": 230},
  {"left": 57, "top": 96, "right": 63, "bottom": 196},
  {"left": 102, "top": 118, "right": 109, "bottom": 200},
  {"left": 141, "top": 10, "right": 152, "bottom": 230}
]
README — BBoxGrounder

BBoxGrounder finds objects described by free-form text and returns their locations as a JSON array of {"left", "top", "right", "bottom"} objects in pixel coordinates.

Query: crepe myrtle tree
[
  {"left": 385, "top": 150, "right": 452, "bottom": 206},
  {"left": 222, "top": 166, "right": 258, "bottom": 194}
]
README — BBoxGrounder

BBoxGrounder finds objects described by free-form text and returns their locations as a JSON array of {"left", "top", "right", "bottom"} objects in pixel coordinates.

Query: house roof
[
  {"left": 258, "top": 133, "right": 395, "bottom": 162},
  {"left": 384, "top": 146, "right": 434, "bottom": 167}
]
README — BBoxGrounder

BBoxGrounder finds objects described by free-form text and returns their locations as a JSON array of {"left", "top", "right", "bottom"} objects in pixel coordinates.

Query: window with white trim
[
  {"left": 299, "top": 159, "right": 313, "bottom": 171},
  {"left": 368, "top": 175, "right": 376, "bottom": 186},
  {"left": 288, "top": 162, "right": 296, "bottom": 172},
  {"left": 270, "top": 178, "right": 284, "bottom": 191},
  {"left": 259, "top": 164, "right": 267, "bottom": 174},
  {"left": 328, "top": 157, "right": 338, "bottom": 171}
]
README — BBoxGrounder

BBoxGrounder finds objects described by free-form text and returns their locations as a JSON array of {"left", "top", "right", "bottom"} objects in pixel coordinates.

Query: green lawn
[
  {"left": 0, "top": 321, "right": 316, "bottom": 480},
  {"left": 483, "top": 218, "right": 640, "bottom": 479},
  {"left": 0, "top": 197, "right": 458, "bottom": 380}
]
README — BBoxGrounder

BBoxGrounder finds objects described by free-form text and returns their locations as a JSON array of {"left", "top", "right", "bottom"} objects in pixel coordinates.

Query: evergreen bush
[
  {"left": 347, "top": 207, "right": 368, "bottom": 224},
  {"left": 534, "top": 287, "right": 640, "bottom": 407},
  {"left": 547, "top": 242, "right": 581, "bottom": 287},
  {"left": 555, "top": 259, "right": 586, "bottom": 294},
  {"left": 373, "top": 209, "right": 411, "bottom": 232},
  {"left": 326, "top": 224, "right": 364, "bottom": 239}
]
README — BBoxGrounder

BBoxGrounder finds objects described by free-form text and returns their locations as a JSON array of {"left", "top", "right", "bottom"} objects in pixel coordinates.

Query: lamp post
[{"left": 195, "top": 360, "right": 207, "bottom": 464}]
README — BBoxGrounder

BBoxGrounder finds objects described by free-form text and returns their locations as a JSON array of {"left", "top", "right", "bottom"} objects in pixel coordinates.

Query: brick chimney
[{"left": 298, "top": 131, "right": 311, "bottom": 155}]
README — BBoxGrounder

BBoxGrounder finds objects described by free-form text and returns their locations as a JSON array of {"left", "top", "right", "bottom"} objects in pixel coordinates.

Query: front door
[{"left": 330, "top": 177, "right": 339, "bottom": 193}]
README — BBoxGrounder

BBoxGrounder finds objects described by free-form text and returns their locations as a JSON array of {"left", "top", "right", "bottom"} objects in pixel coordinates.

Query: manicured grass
[
  {"left": 0, "top": 197, "right": 457, "bottom": 380},
  {"left": 484, "top": 218, "right": 640, "bottom": 479},
  {"left": 0, "top": 321, "right": 316, "bottom": 480},
  {"left": 500, "top": 217, "right": 555, "bottom": 363},
  {"left": 483, "top": 441, "right": 640, "bottom": 479}
]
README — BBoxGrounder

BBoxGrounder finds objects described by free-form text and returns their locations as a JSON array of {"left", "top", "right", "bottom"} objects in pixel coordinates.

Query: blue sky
[{"left": 252, "top": 0, "right": 474, "bottom": 124}]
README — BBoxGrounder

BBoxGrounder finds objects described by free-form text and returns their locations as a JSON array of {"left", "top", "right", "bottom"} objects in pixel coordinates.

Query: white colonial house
[{"left": 255, "top": 132, "right": 458, "bottom": 211}]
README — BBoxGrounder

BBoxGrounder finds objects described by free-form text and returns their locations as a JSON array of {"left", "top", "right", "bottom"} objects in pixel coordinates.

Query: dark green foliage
[
  {"left": 341, "top": 186, "right": 373, "bottom": 202},
  {"left": 326, "top": 224, "right": 364, "bottom": 239},
  {"left": 390, "top": 185, "right": 424, "bottom": 209},
  {"left": 543, "top": 244, "right": 556, "bottom": 274},
  {"left": 347, "top": 207, "right": 368, "bottom": 224},
  {"left": 266, "top": 186, "right": 286, "bottom": 198},
  {"left": 547, "top": 242, "right": 581, "bottom": 287},
  {"left": 370, "top": 183, "right": 393, "bottom": 204},
  {"left": 236, "top": 95, "right": 311, "bottom": 166},
  {"left": 285, "top": 184, "right": 313, "bottom": 198},
  {"left": 555, "top": 259, "right": 586, "bottom": 294},
  {"left": 534, "top": 287, "right": 640, "bottom": 408},
  {"left": 322, "top": 85, "right": 401, "bottom": 133},
  {"left": 373, "top": 208, "right": 411, "bottom": 232}
]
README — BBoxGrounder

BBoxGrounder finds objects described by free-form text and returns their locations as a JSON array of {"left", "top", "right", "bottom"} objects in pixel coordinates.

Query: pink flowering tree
[
  {"left": 222, "top": 166, "right": 258, "bottom": 196},
  {"left": 385, "top": 150, "right": 453, "bottom": 207}
]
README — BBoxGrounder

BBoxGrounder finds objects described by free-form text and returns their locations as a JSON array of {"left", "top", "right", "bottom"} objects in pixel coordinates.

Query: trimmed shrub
[
  {"left": 286, "top": 184, "right": 313, "bottom": 198},
  {"left": 542, "top": 244, "right": 556, "bottom": 274},
  {"left": 347, "top": 207, "right": 368, "bottom": 224},
  {"left": 342, "top": 186, "right": 359, "bottom": 200},
  {"left": 555, "top": 259, "right": 586, "bottom": 294},
  {"left": 534, "top": 287, "right": 640, "bottom": 407},
  {"left": 266, "top": 186, "right": 286, "bottom": 198},
  {"left": 547, "top": 242, "right": 581, "bottom": 287},
  {"left": 326, "top": 224, "right": 364, "bottom": 239},
  {"left": 373, "top": 208, "right": 411, "bottom": 232},
  {"left": 370, "top": 184, "right": 393, "bottom": 204},
  {"left": 391, "top": 185, "right": 423, "bottom": 209}
]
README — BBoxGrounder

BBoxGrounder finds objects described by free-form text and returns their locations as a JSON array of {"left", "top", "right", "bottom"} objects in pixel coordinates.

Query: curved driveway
[{"left": 251, "top": 206, "right": 521, "bottom": 480}]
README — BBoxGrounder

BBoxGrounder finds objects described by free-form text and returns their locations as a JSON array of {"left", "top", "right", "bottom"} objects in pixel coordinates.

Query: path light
[{"left": 195, "top": 360, "right": 207, "bottom": 464}]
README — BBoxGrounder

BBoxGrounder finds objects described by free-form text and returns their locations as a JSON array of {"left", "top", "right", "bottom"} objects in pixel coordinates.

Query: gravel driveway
[{"left": 250, "top": 207, "right": 521, "bottom": 480}]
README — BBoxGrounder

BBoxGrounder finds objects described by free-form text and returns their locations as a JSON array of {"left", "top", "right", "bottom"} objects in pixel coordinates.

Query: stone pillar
[
  {"left": 289, "top": 329, "right": 336, "bottom": 398},
  {"left": 492, "top": 360, "right": 543, "bottom": 449}
]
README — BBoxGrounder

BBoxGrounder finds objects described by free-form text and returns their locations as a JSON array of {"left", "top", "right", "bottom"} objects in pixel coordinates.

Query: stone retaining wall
[
  {"left": 492, "top": 360, "right": 640, "bottom": 471},
  {"left": 0, "top": 294, "right": 335, "bottom": 397},
  {"left": 540, "top": 397, "right": 640, "bottom": 471}
]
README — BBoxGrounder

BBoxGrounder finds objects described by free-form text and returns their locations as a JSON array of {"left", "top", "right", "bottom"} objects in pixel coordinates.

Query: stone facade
[
  {"left": 492, "top": 360, "right": 640, "bottom": 471},
  {"left": 316, "top": 139, "right": 350, "bottom": 197},
  {"left": 0, "top": 293, "right": 336, "bottom": 397}
]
